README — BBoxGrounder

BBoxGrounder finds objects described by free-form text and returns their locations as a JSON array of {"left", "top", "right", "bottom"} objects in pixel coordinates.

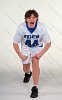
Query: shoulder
[
  {"left": 17, "top": 22, "right": 26, "bottom": 30},
  {"left": 37, "top": 21, "right": 46, "bottom": 29},
  {"left": 37, "top": 21, "right": 47, "bottom": 33},
  {"left": 16, "top": 22, "right": 26, "bottom": 34}
]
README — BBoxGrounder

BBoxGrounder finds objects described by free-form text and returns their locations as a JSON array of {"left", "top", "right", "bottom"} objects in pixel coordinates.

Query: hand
[
  {"left": 34, "top": 41, "right": 51, "bottom": 59},
  {"left": 20, "top": 53, "right": 28, "bottom": 61}
]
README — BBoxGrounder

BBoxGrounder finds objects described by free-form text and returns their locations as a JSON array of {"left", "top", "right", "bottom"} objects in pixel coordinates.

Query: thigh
[
  {"left": 31, "top": 47, "right": 42, "bottom": 57},
  {"left": 21, "top": 47, "right": 31, "bottom": 56},
  {"left": 21, "top": 47, "right": 31, "bottom": 64},
  {"left": 22, "top": 54, "right": 32, "bottom": 64}
]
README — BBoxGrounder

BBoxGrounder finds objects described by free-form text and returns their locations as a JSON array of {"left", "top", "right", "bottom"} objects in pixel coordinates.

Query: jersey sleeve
[
  {"left": 41, "top": 24, "right": 51, "bottom": 44},
  {"left": 13, "top": 25, "right": 22, "bottom": 44}
]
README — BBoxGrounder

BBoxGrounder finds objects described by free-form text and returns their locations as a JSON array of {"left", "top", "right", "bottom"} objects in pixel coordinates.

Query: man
[{"left": 13, "top": 9, "right": 51, "bottom": 98}]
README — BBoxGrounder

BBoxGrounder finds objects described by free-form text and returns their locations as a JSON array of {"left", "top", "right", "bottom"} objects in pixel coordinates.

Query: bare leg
[
  {"left": 32, "top": 57, "right": 40, "bottom": 85},
  {"left": 30, "top": 57, "right": 39, "bottom": 98},
  {"left": 23, "top": 63, "right": 30, "bottom": 73}
]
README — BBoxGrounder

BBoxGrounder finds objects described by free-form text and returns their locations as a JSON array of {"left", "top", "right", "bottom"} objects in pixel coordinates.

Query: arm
[
  {"left": 40, "top": 41, "right": 51, "bottom": 56},
  {"left": 34, "top": 41, "right": 51, "bottom": 59},
  {"left": 13, "top": 25, "right": 28, "bottom": 61},
  {"left": 13, "top": 42, "right": 27, "bottom": 61},
  {"left": 34, "top": 24, "right": 51, "bottom": 59}
]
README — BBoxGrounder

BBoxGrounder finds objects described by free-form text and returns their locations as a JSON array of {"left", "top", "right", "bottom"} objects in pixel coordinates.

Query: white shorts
[{"left": 21, "top": 46, "right": 43, "bottom": 64}]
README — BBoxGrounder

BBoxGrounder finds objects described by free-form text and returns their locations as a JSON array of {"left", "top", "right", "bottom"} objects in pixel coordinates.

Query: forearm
[
  {"left": 13, "top": 42, "right": 22, "bottom": 58},
  {"left": 40, "top": 41, "right": 51, "bottom": 56}
]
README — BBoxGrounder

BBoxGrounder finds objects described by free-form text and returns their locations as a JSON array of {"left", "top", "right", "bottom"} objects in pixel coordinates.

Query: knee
[{"left": 32, "top": 57, "right": 39, "bottom": 66}]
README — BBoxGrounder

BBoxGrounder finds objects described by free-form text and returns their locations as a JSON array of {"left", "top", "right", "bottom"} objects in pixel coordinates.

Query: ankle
[
  {"left": 33, "top": 85, "right": 38, "bottom": 88},
  {"left": 25, "top": 71, "right": 31, "bottom": 74}
]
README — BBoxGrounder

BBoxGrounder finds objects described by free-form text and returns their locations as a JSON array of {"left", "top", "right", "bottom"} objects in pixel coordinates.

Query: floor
[{"left": 0, "top": 0, "right": 62, "bottom": 100}]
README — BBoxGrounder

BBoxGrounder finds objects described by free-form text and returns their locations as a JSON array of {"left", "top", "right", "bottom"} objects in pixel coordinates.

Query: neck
[{"left": 26, "top": 21, "right": 37, "bottom": 33}]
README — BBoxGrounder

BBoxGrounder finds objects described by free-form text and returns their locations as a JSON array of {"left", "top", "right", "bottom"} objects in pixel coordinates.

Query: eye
[{"left": 28, "top": 17, "right": 30, "bottom": 19}]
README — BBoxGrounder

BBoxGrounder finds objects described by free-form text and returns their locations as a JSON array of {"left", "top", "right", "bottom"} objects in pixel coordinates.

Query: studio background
[{"left": 0, "top": 0, "right": 62, "bottom": 100}]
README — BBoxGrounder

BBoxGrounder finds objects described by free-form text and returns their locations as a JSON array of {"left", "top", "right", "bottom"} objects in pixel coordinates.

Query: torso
[{"left": 19, "top": 21, "right": 44, "bottom": 48}]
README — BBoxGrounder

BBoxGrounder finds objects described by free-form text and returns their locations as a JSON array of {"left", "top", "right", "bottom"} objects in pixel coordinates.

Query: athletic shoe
[
  {"left": 23, "top": 71, "right": 32, "bottom": 83},
  {"left": 30, "top": 86, "right": 38, "bottom": 98}
]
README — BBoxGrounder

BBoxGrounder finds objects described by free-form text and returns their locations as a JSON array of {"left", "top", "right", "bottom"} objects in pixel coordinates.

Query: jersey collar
[{"left": 26, "top": 21, "right": 37, "bottom": 33}]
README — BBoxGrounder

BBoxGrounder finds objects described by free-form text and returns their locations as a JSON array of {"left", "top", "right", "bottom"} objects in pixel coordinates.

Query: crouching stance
[{"left": 13, "top": 9, "right": 51, "bottom": 98}]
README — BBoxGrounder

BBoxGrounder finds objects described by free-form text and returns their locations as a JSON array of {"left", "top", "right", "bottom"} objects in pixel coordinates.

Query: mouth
[{"left": 30, "top": 22, "right": 34, "bottom": 24}]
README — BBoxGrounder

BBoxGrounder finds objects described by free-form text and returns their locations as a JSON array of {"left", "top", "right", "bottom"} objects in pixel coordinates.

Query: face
[{"left": 26, "top": 14, "right": 38, "bottom": 28}]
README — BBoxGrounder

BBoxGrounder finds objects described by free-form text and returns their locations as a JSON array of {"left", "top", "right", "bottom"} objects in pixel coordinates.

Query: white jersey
[
  {"left": 13, "top": 21, "right": 51, "bottom": 64},
  {"left": 13, "top": 21, "right": 51, "bottom": 48}
]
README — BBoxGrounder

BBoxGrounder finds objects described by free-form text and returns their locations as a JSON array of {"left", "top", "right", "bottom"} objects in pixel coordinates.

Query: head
[{"left": 25, "top": 9, "right": 39, "bottom": 28}]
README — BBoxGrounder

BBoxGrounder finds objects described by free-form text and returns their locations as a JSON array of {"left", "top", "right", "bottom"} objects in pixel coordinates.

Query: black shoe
[
  {"left": 23, "top": 71, "right": 32, "bottom": 83},
  {"left": 30, "top": 86, "right": 38, "bottom": 98}
]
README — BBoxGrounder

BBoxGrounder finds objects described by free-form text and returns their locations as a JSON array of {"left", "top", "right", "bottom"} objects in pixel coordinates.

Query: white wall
[
  {"left": 0, "top": 0, "right": 62, "bottom": 100},
  {"left": 0, "top": 0, "right": 62, "bottom": 69}
]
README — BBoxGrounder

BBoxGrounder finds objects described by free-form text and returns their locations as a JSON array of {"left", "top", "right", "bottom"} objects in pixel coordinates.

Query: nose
[{"left": 30, "top": 17, "right": 34, "bottom": 21}]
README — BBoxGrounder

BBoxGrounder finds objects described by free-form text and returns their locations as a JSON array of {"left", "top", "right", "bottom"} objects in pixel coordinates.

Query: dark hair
[{"left": 25, "top": 9, "right": 39, "bottom": 19}]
